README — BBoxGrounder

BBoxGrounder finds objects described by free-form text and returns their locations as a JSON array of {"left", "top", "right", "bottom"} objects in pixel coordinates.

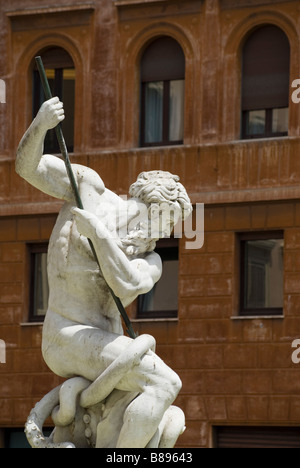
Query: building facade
[{"left": 1, "top": 0, "right": 300, "bottom": 448}]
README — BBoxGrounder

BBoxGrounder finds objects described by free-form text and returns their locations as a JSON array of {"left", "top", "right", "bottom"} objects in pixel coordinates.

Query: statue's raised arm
[
  {"left": 16, "top": 97, "right": 105, "bottom": 203},
  {"left": 16, "top": 97, "right": 72, "bottom": 200}
]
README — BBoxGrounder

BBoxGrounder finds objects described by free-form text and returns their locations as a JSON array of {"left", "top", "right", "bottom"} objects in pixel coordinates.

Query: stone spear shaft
[{"left": 35, "top": 56, "right": 137, "bottom": 340}]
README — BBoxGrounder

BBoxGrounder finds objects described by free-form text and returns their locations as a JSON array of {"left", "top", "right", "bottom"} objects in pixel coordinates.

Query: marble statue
[{"left": 16, "top": 97, "right": 192, "bottom": 448}]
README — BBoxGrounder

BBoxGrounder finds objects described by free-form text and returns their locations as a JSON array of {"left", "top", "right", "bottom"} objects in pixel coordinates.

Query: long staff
[{"left": 35, "top": 56, "right": 137, "bottom": 339}]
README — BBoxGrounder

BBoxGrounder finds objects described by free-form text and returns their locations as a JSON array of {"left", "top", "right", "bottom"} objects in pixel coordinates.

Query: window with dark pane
[
  {"left": 29, "top": 244, "right": 49, "bottom": 322},
  {"left": 140, "top": 37, "right": 185, "bottom": 147},
  {"left": 241, "top": 25, "right": 290, "bottom": 139},
  {"left": 240, "top": 232, "right": 284, "bottom": 316},
  {"left": 33, "top": 47, "right": 75, "bottom": 152},
  {"left": 137, "top": 239, "right": 179, "bottom": 318}
]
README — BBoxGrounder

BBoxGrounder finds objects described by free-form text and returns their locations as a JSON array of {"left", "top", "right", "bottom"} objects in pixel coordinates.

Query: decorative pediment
[
  {"left": 113, "top": 0, "right": 203, "bottom": 19},
  {"left": 114, "top": 0, "right": 167, "bottom": 5},
  {"left": 220, "top": 0, "right": 285, "bottom": 10},
  {"left": 6, "top": 4, "right": 95, "bottom": 31}
]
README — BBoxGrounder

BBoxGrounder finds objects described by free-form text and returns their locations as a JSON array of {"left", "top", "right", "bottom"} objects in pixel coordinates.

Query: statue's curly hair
[{"left": 129, "top": 171, "right": 193, "bottom": 220}]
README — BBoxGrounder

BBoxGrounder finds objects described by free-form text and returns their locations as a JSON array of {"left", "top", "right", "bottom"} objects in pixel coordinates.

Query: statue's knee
[
  {"left": 151, "top": 372, "right": 182, "bottom": 405},
  {"left": 124, "top": 400, "right": 162, "bottom": 429},
  {"left": 166, "top": 372, "right": 182, "bottom": 401}
]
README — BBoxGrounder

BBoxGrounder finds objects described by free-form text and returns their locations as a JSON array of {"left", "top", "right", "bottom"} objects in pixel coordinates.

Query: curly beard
[{"left": 119, "top": 222, "right": 157, "bottom": 257}]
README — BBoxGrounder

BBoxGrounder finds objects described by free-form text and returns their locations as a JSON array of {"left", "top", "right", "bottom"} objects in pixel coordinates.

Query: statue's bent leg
[
  {"left": 158, "top": 406, "right": 186, "bottom": 448},
  {"left": 42, "top": 317, "right": 182, "bottom": 448},
  {"left": 146, "top": 406, "right": 186, "bottom": 448},
  {"left": 116, "top": 350, "right": 182, "bottom": 448},
  {"left": 80, "top": 334, "right": 156, "bottom": 407},
  {"left": 42, "top": 315, "right": 131, "bottom": 381}
]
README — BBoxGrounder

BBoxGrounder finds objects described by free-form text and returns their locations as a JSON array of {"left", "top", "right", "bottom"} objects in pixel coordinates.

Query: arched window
[
  {"left": 33, "top": 47, "right": 75, "bottom": 152},
  {"left": 241, "top": 25, "right": 290, "bottom": 139},
  {"left": 140, "top": 37, "right": 185, "bottom": 147}
]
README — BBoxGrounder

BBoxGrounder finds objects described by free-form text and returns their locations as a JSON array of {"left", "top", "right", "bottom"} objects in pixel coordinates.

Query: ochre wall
[{"left": 1, "top": 0, "right": 300, "bottom": 448}]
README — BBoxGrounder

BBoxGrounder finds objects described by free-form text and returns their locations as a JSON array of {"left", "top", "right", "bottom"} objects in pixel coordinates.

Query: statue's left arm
[{"left": 71, "top": 208, "right": 162, "bottom": 301}]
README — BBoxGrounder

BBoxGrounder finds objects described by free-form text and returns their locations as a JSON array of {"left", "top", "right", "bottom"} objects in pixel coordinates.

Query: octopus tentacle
[{"left": 25, "top": 385, "right": 74, "bottom": 448}]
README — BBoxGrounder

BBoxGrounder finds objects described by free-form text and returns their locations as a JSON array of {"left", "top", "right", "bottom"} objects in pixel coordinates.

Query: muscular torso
[
  {"left": 45, "top": 182, "right": 158, "bottom": 336},
  {"left": 48, "top": 206, "right": 116, "bottom": 324},
  {"left": 47, "top": 185, "right": 130, "bottom": 334}
]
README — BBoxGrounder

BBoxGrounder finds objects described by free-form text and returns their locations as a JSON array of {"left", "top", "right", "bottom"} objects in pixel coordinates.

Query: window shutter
[
  {"left": 215, "top": 426, "right": 300, "bottom": 448},
  {"left": 242, "top": 25, "right": 290, "bottom": 111},
  {"left": 141, "top": 37, "right": 185, "bottom": 82},
  {"left": 34, "top": 47, "right": 74, "bottom": 70}
]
